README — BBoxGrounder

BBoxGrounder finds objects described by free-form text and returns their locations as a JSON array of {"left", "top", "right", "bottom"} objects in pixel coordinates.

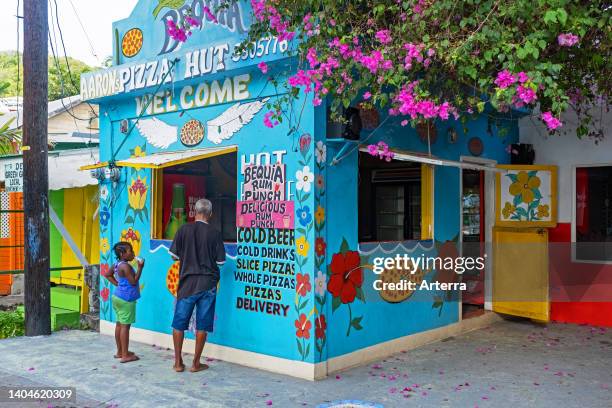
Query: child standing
[{"left": 110, "top": 241, "right": 144, "bottom": 363}]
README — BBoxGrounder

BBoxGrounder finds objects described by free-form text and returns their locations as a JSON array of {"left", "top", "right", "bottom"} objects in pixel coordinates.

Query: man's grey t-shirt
[{"left": 169, "top": 221, "right": 226, "bottom": 300}]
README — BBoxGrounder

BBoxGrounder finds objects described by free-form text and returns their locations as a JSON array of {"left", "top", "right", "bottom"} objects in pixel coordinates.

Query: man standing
[{"left": 169, "top": 198, "right": 226, "bottom": 372}]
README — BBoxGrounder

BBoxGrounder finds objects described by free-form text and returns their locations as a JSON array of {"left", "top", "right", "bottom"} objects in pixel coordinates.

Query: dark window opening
[
  {"left": 358, "top": 152, "right": 421, "bottom": 242},
  {"left": 576, "top": 166, "right": 612, "bottom": 262},
  {"left": 160, "top": 152, "right": 237, "bottom": 242}
]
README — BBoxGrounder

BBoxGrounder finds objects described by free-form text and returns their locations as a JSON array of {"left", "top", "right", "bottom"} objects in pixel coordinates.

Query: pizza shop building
[{"left": 83, "top": 0, "right": 558, "bottom": 380}]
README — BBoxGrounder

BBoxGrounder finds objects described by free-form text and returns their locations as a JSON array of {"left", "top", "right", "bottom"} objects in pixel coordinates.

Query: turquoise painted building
[{"left": 83, "top": 0, "right": 518, "bottom": 379}]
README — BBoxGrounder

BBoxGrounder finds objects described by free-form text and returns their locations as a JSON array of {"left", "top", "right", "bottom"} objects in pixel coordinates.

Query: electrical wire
[
  {"left": 51, "top": 0, "right": 99, "bottom": 119},
  {"left": 15, "top": 0, "right": 21, "bottom": 128},
  {"left": 67, "top": 0, "right": 101, "bottom": 66}
]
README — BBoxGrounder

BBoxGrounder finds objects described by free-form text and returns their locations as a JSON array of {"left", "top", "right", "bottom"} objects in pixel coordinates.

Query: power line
[
  {"left": 51, "top": 0, "right": 98, "bottom": 119},
  {"left": 67, "top": 0, "right": 101, "bottom": 66}
]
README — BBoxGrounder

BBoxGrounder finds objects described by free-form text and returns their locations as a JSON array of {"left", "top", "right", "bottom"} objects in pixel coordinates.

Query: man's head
[{"left": 195, "top": 198, "right": 213, "bottom": 222}]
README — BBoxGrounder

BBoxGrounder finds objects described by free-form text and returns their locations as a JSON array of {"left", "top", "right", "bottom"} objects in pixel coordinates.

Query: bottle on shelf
[{"left": 164, "top": 183, "right": 186, "bottom": 240}]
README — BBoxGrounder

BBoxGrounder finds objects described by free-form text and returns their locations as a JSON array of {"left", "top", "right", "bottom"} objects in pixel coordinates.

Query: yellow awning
[{"left": 79, "top": 146, "right": 237, "bottom": 171}]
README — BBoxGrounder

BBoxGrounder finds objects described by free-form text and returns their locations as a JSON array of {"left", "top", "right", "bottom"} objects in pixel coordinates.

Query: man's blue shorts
[{"left": 172, "top": 287, "right": 216, "bottom": 332}]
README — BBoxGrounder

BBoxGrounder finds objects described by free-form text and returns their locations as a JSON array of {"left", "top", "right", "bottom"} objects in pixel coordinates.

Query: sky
[{"left": 0, "top": 0, "right": 140, "bottom": 67}]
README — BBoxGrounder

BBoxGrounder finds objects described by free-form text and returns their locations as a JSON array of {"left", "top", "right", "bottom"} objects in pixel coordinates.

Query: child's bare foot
[
  {"left": 114, "top": 351, "right": 135, "bottom": 359},
  {"left": 173, "top": 362, "right": 185, "bottom": 372},
  {"left": 120, "top": 354, "right": 140, "bottom": 363},
  {"left": 189, "top": 363, "right": 209, "bottom": 373}
]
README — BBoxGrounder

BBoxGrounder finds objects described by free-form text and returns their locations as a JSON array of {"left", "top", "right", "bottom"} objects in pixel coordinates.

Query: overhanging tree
[{"left": 213, "top": 0, "right": 610, "bottom": 139}]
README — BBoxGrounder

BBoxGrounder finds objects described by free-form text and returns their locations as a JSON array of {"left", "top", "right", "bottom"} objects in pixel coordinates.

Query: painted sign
[
  {"left": 80, "top": 37, "right": 288, "bottom": 101},
  {"left": 242, "top": 163, "right": 286, "bottom": 201},
  {"left": 237, "top": 200, "right": 295, "bottom": 229},
  {"left": 4, "top": 161, "right": 23, "bottom": 193},
  {"left": 235, "top": 227, "right": 295, "bottom": 317},
  {"left": 495, "top": 165, "right": 557, "bottom": 227}
]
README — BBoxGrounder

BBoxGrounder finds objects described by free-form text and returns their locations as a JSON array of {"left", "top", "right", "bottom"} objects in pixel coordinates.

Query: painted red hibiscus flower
[
  {"left": 327, "top": 250, "right": 363, "bottom": 304},
  {"left": 315, "top": 237, "right": 327, "bottom": 257},
  {"left": 295, "top": 313, "right": 312, "bottom": 339},
  {"left": 100, "top": 287, "right": 110, "bottom": 302},
  {"left": 315, "top": 314, "right": 327, "bottom": 339},
  {"left": 296, "top": 273, "right": 312, "bottom": 296},
  {"left": 100, "top": 263, "right": 111, "bottom": 278}
]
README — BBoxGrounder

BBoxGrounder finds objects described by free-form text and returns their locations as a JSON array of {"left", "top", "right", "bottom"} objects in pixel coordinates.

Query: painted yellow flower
[
  {"left": 128, "top": 176, "right": 148, "bottom": 210},
  {"left": 131, "top": 145, "right": 146, "bottom": 158},
  {"left": 100, "top": 237, "right": 110, "bottom": 254},
  {"left": 296, "top": 236, "right": 310, "bottom": 257},
  {"left": 502, "top": 202, "right": 516, "bottom": 219},
  {"left": 120, "top": 227, "right": 142, "bottom": 256},
  {"left": 509, "top": 171, "right": 541, "bottom": 203},
  {"left": 314, "top": 205, "right": 325, "bottom": 224},
  {"left": 537, "top": 204, "right": 550, "bottom": 218}
]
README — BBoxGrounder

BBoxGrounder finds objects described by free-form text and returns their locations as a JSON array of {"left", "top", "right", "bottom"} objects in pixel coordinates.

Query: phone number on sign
[{"left": 0, "top": 387, "right": 76, "bottom": 402}]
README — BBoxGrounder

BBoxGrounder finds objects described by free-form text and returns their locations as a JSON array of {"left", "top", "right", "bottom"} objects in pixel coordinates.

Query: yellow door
[{"left": 492, "top": 227, "right": 549, "bottom": 321}]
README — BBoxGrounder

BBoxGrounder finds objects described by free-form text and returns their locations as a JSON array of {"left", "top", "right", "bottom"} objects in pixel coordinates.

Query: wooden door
[{"left": 492, "top": 227, "right": 549, "bottom": 321}]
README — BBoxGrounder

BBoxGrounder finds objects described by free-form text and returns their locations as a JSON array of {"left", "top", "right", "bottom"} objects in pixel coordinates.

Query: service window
[
  {"left": 358, "top": 152, "right": 431, "bottom": 242},
  {"left": 152, "top": 152, "right": 237, "bottom": 242},
  {"left": 575, "top": 165, "right": 612, "bottom": 262}
]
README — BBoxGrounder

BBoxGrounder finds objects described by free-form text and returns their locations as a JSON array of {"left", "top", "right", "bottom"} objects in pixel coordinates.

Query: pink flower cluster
[
  {"left": 390, "top": 82, "right": 457, "bottom": 121},
  {"left": 166, "top": 20, "right": 188, "bottom": 42},
  {"left": 494, "top": 70, "right": 516, "bottom": 89},
  {"left": 264, "top": 111, "right": 280, "bottom": 128},
  {"left": 403, "top": 43, "right": 434, "bottom": 70},
  {"left": 413, "top": 0, "right": 428, "bottom": 15},
  {"left": 258, "top": 61, "right": 268, "bottom": 74},
  {"left": 165, "top": 14, "right": 202, "bottom": 43},
  {"left": 558, "top": 33, "right": 579, "bottom": 47},
  {"left": 367, "top": 141, "right": 395, "bottom": 162},
  {"left": 251, "top": 0, "right": 295, "bottom": 42},
  {"left": 375, "top": 30, "right": 392, "bottom": 45},
  {"left": 202, "top": 6, "right": 218, "bottom": 23},
  {"left": 495, "top": 70, "right": 539, "bottom": 107},
  {"left": 541, "top": 111, "right": 562, "bottom": 130}
]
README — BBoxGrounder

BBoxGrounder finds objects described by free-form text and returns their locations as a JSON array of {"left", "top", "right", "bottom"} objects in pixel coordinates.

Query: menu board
[{"left": 234, "top": 152, "right": 295, "bottom": 318}]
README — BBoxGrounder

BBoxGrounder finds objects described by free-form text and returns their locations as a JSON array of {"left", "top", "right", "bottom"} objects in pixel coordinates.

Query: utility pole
[{"left": 23, "top": 0, "right": 50, "bottom": 336}]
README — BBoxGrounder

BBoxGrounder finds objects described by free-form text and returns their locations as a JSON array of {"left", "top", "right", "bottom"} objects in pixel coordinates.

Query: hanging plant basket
[
  {"left": 416, "top": 120, "right": 437, "bottom": 145},
  {"left": 358, "top": 103, "right": 380, "bottom": 130}
]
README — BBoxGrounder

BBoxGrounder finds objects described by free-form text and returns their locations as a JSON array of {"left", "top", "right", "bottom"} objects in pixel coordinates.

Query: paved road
[{"left": 0, "top": 319, "right": 610, "bottom": 407}]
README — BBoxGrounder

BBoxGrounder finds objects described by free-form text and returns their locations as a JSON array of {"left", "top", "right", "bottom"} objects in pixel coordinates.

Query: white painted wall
[{"left": 519, "top": 109, "right": 612, "bottom": 222}]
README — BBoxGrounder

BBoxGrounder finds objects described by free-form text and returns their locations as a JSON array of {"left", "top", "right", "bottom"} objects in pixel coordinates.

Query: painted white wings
[
  {"left": 135, "top": 118, "right": 177, "bottom": 149},
  {"left": 206, "top": 97, "right": 270, "bottom": 144}
]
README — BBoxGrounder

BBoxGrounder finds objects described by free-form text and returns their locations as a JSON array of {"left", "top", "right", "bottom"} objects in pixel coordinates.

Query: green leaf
[
  {"left": 533, "top": 189, "right": 542, "bottom": 200},
  {"left": 339, "top": 237, "right": 350, "bottom": 254},
  {"left": 544, "top": 10, "right": 558, "bottom": 25},
  {"left": 355, "top": 287, "right": 365, "bottom": 302},
  {"left": 507, "top": 173, "right": 518, "bottom": 183},
  {"left": 296, "top": 338, "right": 303, "bottom": 356},
  {"left": 513, "top": 194, "right": 523, "bottom": 207},
  {"left": 527, "top": 170, "right": 538, "bottom": 178},
  {"left": 556, "top": 8, "right": 568, "bottom": 25},
  {"left": 298, "top": 298, "right": 309, "bottom": 310},
  {"left": 351, "top": 316, "right": 363, "bottom": 330},
  {"left": 125, "top": 215, "right": 134, "bottom": 224},
  {"left": 332, "top": 295, "right": 341, "bottom": 312},
  {"left": 538, "top": 40, "right": 547, "bottom": 50},
  {"left": 304, "top": 343, "right": 311, "bottom": 358}
]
